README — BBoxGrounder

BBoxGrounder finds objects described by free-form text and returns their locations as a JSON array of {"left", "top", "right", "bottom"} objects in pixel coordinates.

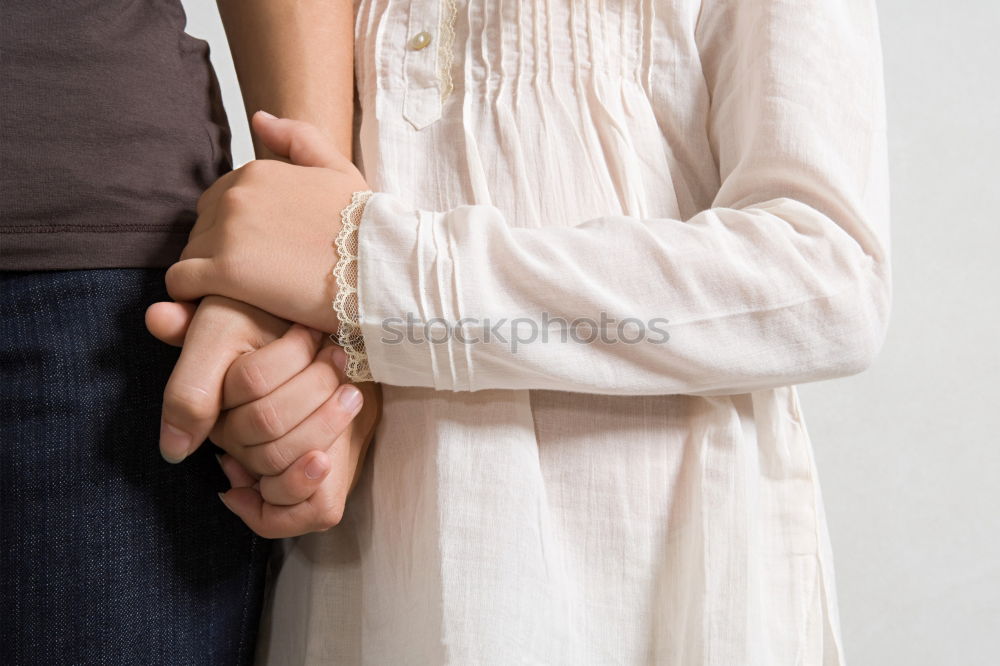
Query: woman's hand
[
  {"left": 147, "top": 295, "right": 381, "bottom": 538},
  {"left": 166, "top": 112, "right": 370, "bottom": 334},
  {"left": 210, "top": 326, "right": 381, "bottom": 538}
]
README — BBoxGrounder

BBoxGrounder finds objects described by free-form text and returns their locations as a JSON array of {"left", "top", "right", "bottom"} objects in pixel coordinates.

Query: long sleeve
[{"left": 355, "top": 0, "right": 891, "bottom": 396}]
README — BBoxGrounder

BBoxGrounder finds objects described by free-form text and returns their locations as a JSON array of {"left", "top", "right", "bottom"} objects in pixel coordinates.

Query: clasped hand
[
  {"left": 146, "top": 112, "right": 378, "bottom": 538},
  {"left": 167, "top": 111, "right": 370, "bottom": 334}
]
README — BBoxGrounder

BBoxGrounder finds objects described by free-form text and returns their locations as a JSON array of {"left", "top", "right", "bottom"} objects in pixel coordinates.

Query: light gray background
[{"left": 181, "top": 1, "right": 1000, "bottom": 663}]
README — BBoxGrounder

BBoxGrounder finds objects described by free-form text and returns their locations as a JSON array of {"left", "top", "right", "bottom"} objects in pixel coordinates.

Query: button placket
[{"left": 402, "top": 0, "right": 443, "bottom": 130}]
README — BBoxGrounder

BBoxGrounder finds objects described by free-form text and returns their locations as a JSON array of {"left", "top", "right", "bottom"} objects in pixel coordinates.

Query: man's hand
[
  {"left": 147, "top": 295, "right": 291, "bottom": 463},
  {"left": 164, "top": 111, "right": 370, "bottom": 334},
  {"left": 147, "top": 295, "right": 381, "bottom": 538}
]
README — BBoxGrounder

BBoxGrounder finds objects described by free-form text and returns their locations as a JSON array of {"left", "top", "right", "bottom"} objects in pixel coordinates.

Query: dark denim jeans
[{"left": 0, "top": 269, "right": 270, "bottom": 665}]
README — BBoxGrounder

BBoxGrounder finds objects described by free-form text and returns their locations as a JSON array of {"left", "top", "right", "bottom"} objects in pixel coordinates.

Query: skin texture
[
  {"left": 166, "top": 113, "right": 370, "bottom": 334},
  {"left": 216, "top": 0, "right": 356, "bottom": 160},
  {"left": 147, "top": 302, "right": 380, "bottom": 538},
  {"left": 146, "top": 0, "right": 375, "bottom": 538},
  {"left": 214, "top": 328, "right": 380, "bottom": 538}
]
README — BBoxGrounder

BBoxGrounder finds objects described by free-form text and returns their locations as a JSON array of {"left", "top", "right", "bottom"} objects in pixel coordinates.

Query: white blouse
[{"left": 258, "top": 0, "right": 891, "bottom": 664}]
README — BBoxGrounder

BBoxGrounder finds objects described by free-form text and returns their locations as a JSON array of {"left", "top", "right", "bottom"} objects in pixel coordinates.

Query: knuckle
[
  {"left": 316, "top": 403, "right": 349, "bottom": 441},
  {"left": 234, "top": 360, "right": 270, "bottom": 400},
  {"left": 288, "top": 131, "right": 313, "bottom": 157},
  {"left": 315, "top": 366, "right": 338, "bottom": 398},
  {"left": 253, "top": 442, "right": 292, "bottom": 476},
  {"left": 219, "top": 185, "right": 251, "bottom": 214},
  {"left": 239, "top": 159, "right": 269, "bottom": 180},
  {"left": 248, "top": 399, "right": 285, "bottom": 441},
  {"left": 313, "top": 504, "right": 345, "bottom": 532},
  {"left": 163, "top": 383, "right": 215, "bottom": 424}
]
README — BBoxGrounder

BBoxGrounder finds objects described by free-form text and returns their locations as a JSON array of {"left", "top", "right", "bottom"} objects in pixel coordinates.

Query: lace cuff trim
[
  {"left": 333, "top": 190, "right": 375, "bottom": 382},
  {"left": 438, "top": 0, "right": 459, "bottom": 102}
]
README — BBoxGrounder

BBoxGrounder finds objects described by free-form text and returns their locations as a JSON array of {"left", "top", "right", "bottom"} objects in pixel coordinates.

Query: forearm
[
  {"left": 351, "top": 0, "right": 892, "bottom": 395},
  {"left": 217, "top": 0, "right": 354, "bottom": 158},
  {"left": 354, "top": 192, "right": 890, "bottom": 396}
]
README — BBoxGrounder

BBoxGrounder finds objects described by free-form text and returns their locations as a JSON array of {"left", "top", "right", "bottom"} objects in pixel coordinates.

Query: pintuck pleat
[{"left": 255, "top": 1, "right": 885, "bottom": 663}]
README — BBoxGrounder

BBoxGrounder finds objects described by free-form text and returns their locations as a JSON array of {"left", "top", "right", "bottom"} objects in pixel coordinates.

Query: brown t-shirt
[{"left": 0, "top": 0, "right": 231, "bottom": 270}]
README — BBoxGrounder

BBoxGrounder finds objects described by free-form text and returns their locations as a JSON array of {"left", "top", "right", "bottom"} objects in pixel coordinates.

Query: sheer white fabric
[{"left": 259, "top": 0, "right": 891, "bottom": 663}]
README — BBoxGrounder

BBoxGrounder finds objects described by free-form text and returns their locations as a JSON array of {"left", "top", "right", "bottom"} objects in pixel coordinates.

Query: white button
[{"left": 408, "top": 31, "right": 432, "bottom": 51}]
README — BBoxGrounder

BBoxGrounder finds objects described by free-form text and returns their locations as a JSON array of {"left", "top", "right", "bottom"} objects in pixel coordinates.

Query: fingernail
[
  {"left": 330, "top": 346, "right": 347, "bottom": 373},
  {"left": 214, "top": 453, "right": 224, "bottom": 468},
  {"left": 256, "top": 109, "right": 277, "bottom": 119},
  {"left": 337, "top": 385, "right": 362, "bottom": 411},
  {"left": 160, "top": 421, "right": 192, "bottom": 463},
  {"left": 217, "top": 492, "right": 232, "bottom": 511},
  {"left": 305, "top": 455, "right": 329, "bottom": 480}
]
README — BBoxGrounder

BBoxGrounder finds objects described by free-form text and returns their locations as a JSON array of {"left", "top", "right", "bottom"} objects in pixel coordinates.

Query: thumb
[
  {"left": 251, "top": 111, "right": 348, "bottom": 169},
  {"left": 146, "top": 301, "right": 198, "bottom": 347}
]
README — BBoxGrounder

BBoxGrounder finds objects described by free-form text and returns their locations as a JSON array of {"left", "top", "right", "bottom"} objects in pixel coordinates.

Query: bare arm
[
  {"left": 152, "top": 2, "right": 372, "bottom": 538},
  {"left": 217, "top": 0, "right": 355, "bottom": 158}
]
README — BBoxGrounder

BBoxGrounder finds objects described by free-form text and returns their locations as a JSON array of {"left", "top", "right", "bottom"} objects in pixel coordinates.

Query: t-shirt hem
[{"left": 0, "top": 229, "right": 189, "bottom": 270}]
